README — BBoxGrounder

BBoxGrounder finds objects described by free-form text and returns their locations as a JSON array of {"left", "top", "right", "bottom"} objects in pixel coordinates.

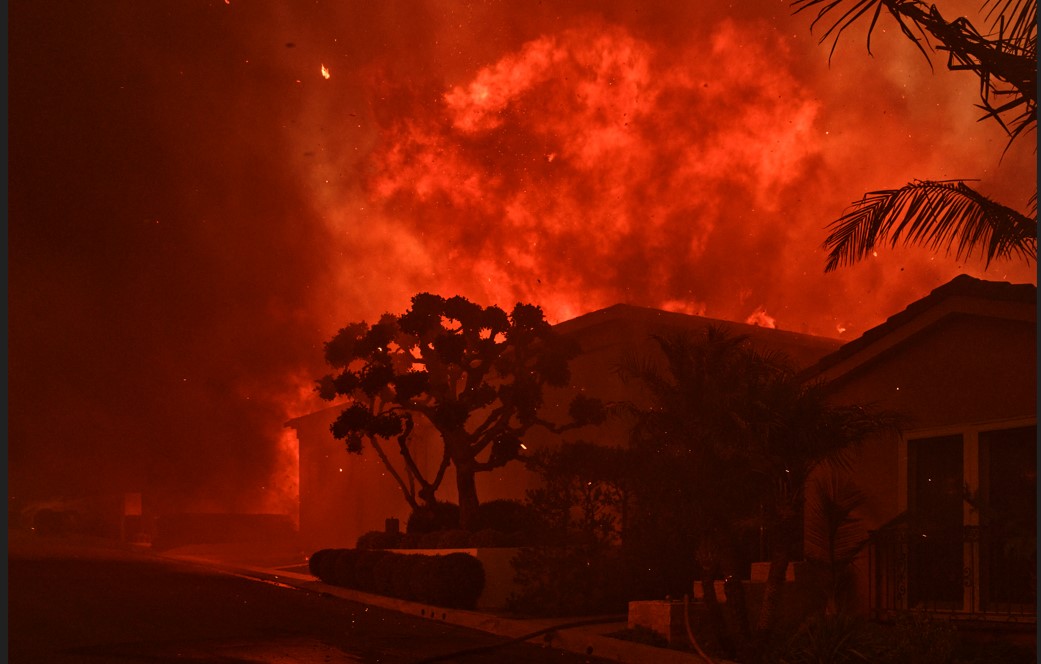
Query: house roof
[
  {"left": 803, "top": 274, "right": 1037, "bottom": 382},
  {"left": 553, "top": 303, "right": 844, "bottom": 369}
]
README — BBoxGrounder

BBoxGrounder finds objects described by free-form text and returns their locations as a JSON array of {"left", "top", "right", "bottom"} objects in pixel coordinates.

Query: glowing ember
[{"left": 321, "top": 64, "right": 330, "bottom": 80}]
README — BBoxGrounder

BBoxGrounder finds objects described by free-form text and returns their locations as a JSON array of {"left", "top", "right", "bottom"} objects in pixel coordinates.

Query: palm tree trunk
[
  {"left": 695, "top": 554, "right": 736, "bottom": 660},
  {"left": 755, "top": 538, "right": 792, "bottom": 649},
  {"left": 718, "top": 541, "right": 754, "bottom": 660}
]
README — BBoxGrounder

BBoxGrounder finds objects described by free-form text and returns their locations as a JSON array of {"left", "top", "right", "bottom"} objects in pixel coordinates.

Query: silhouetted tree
[
  {"left": 620, "top": 327, "right": 898, "bottom": 659},
  {"left": 317, "top": 293, "right": 605, "bottom": 529},
  {"left": 792, "top": 0, "right": 1037, "bottom": 271}
]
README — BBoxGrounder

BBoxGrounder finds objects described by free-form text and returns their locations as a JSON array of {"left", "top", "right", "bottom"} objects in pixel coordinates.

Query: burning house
[
  {"left": 288, "top": 275, "right": 1036, "bottom": 632},
  {"left": 287, "top": 302, "right": 842, "bottom": 549}
]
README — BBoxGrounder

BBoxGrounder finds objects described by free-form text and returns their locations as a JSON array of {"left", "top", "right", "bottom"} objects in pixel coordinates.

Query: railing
[{"left": 868, "top": 524, "right": 1036, "bottom": 622}]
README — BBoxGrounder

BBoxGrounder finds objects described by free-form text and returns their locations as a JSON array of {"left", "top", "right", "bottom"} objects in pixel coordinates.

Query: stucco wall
[{"left": 806, "top": 312, "right": 1036, "bottom": 616}]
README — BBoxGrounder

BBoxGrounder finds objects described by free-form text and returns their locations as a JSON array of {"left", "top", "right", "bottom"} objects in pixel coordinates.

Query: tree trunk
[
  {"left": 695, "top": 555, "right": 735, "bottom": 660},
  {"left": 455, "top": 462, "right": 480, "bottom": 530},
  {"left": 755, "top": 537, "right": 791, "bottom": 649},
  {"left": 718, "top": 541, "right": 754, "bottom": 662}
]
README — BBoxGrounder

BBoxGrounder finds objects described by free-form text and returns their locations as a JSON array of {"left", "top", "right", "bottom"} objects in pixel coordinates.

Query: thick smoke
[{"left": 9, "top": 1, "right": 1035, "bottom": 515}]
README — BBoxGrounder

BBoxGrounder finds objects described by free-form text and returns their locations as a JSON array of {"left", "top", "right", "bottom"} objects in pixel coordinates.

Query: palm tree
[
  {"left": 619, "top": 327, "right": 900, "bottom": 658},
  {"left": 791, "top": 0, "right": 1037, "bottom": 271}
]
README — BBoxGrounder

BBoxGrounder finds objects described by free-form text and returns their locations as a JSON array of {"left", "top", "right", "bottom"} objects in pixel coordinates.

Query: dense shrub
[
  {"left": 425, "top": 553, "right": 485, "bottom": 609},
  {"left": 399, "top": 532, "right": 422, "bottom": 549},
  {"left": 353, "top": 549, "right": 391, "bottom": 593},
  {"left": 407, "top": 555, "right": 437, "bottom": 601},
  {"left": 387, "top": 554, "right": 418, "bottom": 601},
  {"left": 508, "top": 441, "right": 633, "bottom": 616},
  {"left": 332, "top": 548, "right": 362, "bottom": 587},
  {"left": 475, "top": 499, "right": 538, "bottom": 535},
  {"left": 308, "top": 548, "right": 335, "bottom": 578},
  {"left": 356, "top": 530, "right": 404, "bottom": 550},
  {"left": 436, "top": 529, "right": 473, "bottom": 549},
  {"left": 509, "top": 545, "right": 629, "bottom": 616},
  {"left": 469, "top": 528, "right": 513, "bottom": 548},
  {"left": 406, "top": 502, "right": 460, "bottom": 534},
  {"left": 371, "top": 551, "right": 401, "bottom": 596},
  {"left": 417, "top": 531, "right": 445, "bottom": 549},
  {"left": 306, "top": 548, "right": 485, "bottom": 609}
]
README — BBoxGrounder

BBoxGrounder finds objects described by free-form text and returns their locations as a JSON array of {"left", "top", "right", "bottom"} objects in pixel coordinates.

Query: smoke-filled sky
[{"left": 9, "top": 1, "right": 1036, "bottom": 513}]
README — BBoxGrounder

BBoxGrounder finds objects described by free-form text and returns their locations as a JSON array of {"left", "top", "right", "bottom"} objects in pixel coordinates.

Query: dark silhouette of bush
[
  {"left": 386, "top": 554, "right": 419, "bottom": 601},
  {"left": 509, "top": 545, "right": 629, "bottom": 617},
  {"left": 436, "top": 529, "right": 473, "bottom": 549},
  {"left": 406, "top": 502, "right": 460, "bottom": 534},
  {"left": 308, "top": 548, "right": 337, "bottom": 580},
  {"left": 469, "top": 528, "right": 511, "bottom": 548},
  {"left": 476, "top": 499, "right": 538, "bottom": 535},
  {"left": 332, "top": 549, "right": 362, "bottom": 587},
  {"left": 352, "top": 526, "right": 521, "bottom": 550},
  {"left": 371, "top": 551, "right": 403, "bottom": 595},
  {"left": 417, "top": 531, "right": 444, "bottom": 549},
  {"left": 319, "top": 548, "right": 344, "bottom": 583},
  {"left": 356, "top": 530, "right": 404, "bottom": 550},
  {"left": 426, "top": 553, "right": 485, "bottom": 609},
  {"left": 307, "top": 548, "right": 485, "bottom": 609},
  {"left": 399, "top": 532, "right": 422, "bottom": 549},
  {"left": 353, "top": 549, "right": 391, "bottom": 593},
  {"left": 407, "top": 555, "right": 437, "bottom": 601}
]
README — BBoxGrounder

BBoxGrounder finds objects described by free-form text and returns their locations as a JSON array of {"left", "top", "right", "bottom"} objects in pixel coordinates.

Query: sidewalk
[{"left": 157, "top": 541, "right": 710, "bottom": 664}]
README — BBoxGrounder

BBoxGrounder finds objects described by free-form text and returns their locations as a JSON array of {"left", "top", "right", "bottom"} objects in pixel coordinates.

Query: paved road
[{"left": 9, "top": 533, "right": 613, "bottom": 663}]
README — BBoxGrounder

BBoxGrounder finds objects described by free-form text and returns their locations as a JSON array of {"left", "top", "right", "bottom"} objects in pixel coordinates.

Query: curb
[{"left": 160, "top": 552, "right": 708, "bottom": 664}]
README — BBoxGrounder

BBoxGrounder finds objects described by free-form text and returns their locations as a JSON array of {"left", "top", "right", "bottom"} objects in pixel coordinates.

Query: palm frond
[
  {"left": 792, "top": 0, "right": 933, "bottom": 62},
  {"left": 983, "top": 0, "right": 1037, "bottom": 53},
  {"left": 805, "top": 474, "right": 869, "bottom": 565},
  {"left": 793, "top": 0, "right": 1038, "bottom": 138},
  {"left": 823, "top": 179, "right": 1038, "bottom": 271}
]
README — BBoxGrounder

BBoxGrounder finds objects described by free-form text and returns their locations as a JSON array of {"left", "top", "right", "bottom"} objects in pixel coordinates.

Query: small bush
[
  {"left": 407, "top": 502, "right": 460, "bottom": 534},
  {"left": 437, "top": 529, "right": 473, "bottom": 549},
  {"left": 773, "top": 613, "right": 885, "bottom": 664},
  {"left": 356, "top": 530, "right": 404, "bottom": 550}
]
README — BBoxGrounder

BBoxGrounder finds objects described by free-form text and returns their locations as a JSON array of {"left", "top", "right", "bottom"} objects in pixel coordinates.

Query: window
[
  {"left": 907, "top": 434, "right": 964, "bottom": 607},
  {"left": 979, "top": 425, "right": 1037, "bottom": 610}
]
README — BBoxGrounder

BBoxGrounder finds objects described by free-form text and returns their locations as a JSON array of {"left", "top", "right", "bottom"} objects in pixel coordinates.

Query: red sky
[{"left": 9, "top": 1, "right": 1036, "bottom": 513}]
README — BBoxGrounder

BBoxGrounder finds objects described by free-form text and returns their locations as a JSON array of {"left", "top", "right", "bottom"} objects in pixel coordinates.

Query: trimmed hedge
[
  {"left": 309, "top": 548, "right": 485, "bottom": 610},
  {"left": 354, "top": 527, "right": 519, "bottom": 550}
]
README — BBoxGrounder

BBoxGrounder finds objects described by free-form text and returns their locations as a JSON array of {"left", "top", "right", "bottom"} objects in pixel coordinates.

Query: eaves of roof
[{"left": 801, "top": 274, "right": 1037, "bottom": 383}]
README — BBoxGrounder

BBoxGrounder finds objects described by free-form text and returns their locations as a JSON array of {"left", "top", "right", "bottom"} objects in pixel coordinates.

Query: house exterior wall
[{"left": 808, "top": 311, "right": 1036, "bottom": 619}]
